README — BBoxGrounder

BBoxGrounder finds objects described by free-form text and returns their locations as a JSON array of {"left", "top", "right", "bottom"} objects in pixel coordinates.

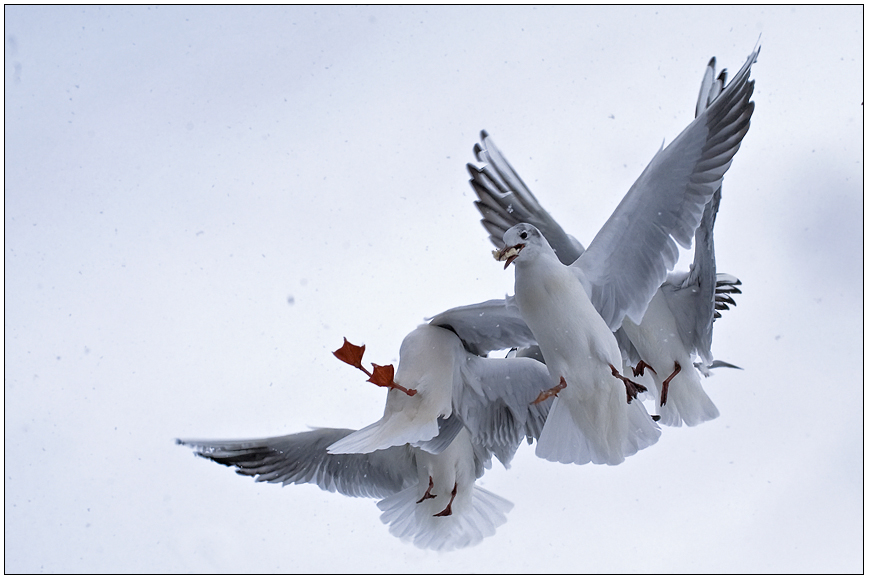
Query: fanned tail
[
  {"left": 377, "top": 485, "right": 513, "bottom": 551},
  {"left": 656, "top": 367, "right": 720, "bottom": 427},
  {"left": 535, "top": 397, "right": 601, "bottom": 464},
  {"left": 535, "top": 391, "right": 661, "bottom": 466}
]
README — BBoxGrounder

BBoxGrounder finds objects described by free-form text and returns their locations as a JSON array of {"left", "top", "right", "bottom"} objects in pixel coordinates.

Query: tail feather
[
  {"left": 657, "top": 369, "right": 720, "bottom": 427},
  {"left": 624, "top": 395, "right": 665, "bottom": 452},
  {"left": 535, "top": 397, "right": 599, "bottom": 464},
  {"left": 536, "top": 391, "right": 660, "bottom": 465},
  {"left": 377, "top": 485, "right": 512, "bottom": 551}
]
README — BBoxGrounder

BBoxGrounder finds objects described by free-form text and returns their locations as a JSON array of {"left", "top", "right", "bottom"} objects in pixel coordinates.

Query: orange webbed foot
[
  {"left": 333, "top": 338, "right": 417, "bottom": 396},
  {"left": 532, "top": 376, "right": 567, "bottom": 405}
]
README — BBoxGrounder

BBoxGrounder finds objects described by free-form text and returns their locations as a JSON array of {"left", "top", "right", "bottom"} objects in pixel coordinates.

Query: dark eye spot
[{"left": 519, "top": 231, "right": 528, "bottom": 240}]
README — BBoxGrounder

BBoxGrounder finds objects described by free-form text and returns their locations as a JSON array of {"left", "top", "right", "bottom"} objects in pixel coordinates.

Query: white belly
[{"left": 514, "top": 261, "right": 621, "bottom": 385}]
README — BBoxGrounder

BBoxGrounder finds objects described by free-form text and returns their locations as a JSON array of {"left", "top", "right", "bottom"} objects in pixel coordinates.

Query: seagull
[
  {"left": 493, "top": 46, "right": 758, "bottom": 463},
  {"left": 322, "top": 311, "right": 563, "bottom": 545},
  {"left": 617, "top": 56, "right": 741, "bottom": 426},
  {"left": 496, "top": 223, "right": 661, "bottom": 465},
  {"left": 178, "top": 306, "right": 554, "bottom": 551},
  {"left": 177, "top": 426, "right": 512, "bottom": 551},
  {"left": 472, "top": 51, "right": 753, "bottom": 427}
]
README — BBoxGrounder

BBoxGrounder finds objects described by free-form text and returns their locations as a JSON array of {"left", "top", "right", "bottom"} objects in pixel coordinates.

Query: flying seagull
[
  {"left": 493, "top": 45, "right": 758, "bottom": 463},
  {"left": 472, "top": 50, "right": 752, "bottom": 427}
]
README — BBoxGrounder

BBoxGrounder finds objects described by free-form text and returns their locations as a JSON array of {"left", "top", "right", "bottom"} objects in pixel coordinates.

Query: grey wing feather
[
  {"left": 708, "top": 359, "right": 743, "bottom": 370},
  {"left": 427, "top": 298, "right": 537, "bottom": 355},
  {"left": 714, "top": 274, "right": 742, "bottom": 319},
  {"left": 575, "top": 46, "right": 758, "bottom": 330},
  {"left": 695, "top": 58, "right": 729, "bottom": 116},
  {"left": 695, "top": 57, "right": 717, "bottom": 118},
  {"left": 662, "top": 54, "right": 742, "bottom": 366},
  {"left": 176, "top": 428, "right": 418, "bottom": 499},
  {"left": 469, "top": 131, "right": 585, "bottom": 265},
  {"left": 695, "top": 358, "right": 743, "bottom": 378},
  {"left": 454, "top": 354, "right": 553, "bottom": 468},
  {"left": 614, "top": 326, "right": 642, "bottom": 367},
  {"left": 661, "top": 184, "right": 722, "bottom": 366}
]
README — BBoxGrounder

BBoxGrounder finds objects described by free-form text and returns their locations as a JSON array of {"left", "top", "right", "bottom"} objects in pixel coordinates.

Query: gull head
[{"left": 494, "top": 223, "right": 542, "bottom": 269}]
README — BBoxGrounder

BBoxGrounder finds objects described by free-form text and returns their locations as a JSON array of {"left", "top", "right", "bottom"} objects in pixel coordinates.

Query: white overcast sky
[{"left": 4, "top": 5, "right": 863, "bottom": 574}]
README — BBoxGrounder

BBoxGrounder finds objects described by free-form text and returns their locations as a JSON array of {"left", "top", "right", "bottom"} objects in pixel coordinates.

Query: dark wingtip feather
[{"left": 717, "top": 294, "right": 737, "bottom": 306}]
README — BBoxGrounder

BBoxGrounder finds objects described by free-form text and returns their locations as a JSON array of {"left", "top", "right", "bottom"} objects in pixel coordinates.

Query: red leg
[
  {"left": 433, "top": 483, "right": 458, "bottom": 517},
  {"left": 416, "top": 476, "right": 437, "bottom": 503},
  {"left": 609, "top": 364, "right": 648, "bottom": 403},
  {"left": 532, "top": 376, "right": 567, "bottom": 405},
  {"left": 660, "top": 362, "right": 681, "bottom": 407}
]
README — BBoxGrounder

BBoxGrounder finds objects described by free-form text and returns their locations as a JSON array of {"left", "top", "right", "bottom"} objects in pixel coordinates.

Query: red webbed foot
[
  {"left": 433, "top": 483, "right": 458, "bottom": 517},
  {"left": 532, "top": 376, "right": 567, "bottom": 405},
  {"left": 333, "top": 338, "right": 417, "bottom": 396},
  {"left": 632, "top": 359, "right": 657, "bottom": 377},
  {"left": 416, "top": 476, "right": 437, "bottom": 504},
  {"left": 609, "top": 364, "right": 648, "bottom": 403}
]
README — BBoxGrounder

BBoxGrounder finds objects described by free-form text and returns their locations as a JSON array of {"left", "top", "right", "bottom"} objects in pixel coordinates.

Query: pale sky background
[{"left": 4, "top": 5, "right": 863, "bottom": 574}]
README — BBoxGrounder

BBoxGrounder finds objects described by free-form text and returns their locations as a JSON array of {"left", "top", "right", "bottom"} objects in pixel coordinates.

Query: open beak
[{"left": 493, "top": 244, "right": 524, "bottom": 269}]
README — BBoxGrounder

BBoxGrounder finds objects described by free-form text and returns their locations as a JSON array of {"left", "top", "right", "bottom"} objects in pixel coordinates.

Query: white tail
[
  {"left": 536, "top": 392, "right": 660, "bottom": 465},
  {"left": 377, "top": 485, "right": 513, "bottom": 551}
]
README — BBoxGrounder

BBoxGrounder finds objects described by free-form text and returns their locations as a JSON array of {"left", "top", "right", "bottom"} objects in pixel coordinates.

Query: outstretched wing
[
  {"left": 575, "top": 46, "right": 758, "bottom": 330},
  {"left": 177, "top": 427, "right": 418, "bottom": 499},
  {"left": 468, "top": 131, "right": 585, "bottom": 265}
]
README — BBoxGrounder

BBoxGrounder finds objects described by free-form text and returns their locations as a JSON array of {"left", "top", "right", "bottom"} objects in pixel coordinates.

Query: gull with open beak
[
  {"left": 496, "top": 223, "right": 660, "bottom": 465},
  {"left": 473, "top": 50, "right": 752, "bottom": 428},
  {"left": 492, "top": 45, "right": 758, "bottom": 464},
  {"left": 495, "top": 243, "right": 524, "bottom": 269}
]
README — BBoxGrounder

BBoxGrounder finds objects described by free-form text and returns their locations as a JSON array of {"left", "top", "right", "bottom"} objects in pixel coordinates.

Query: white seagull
[
  {"left": 178, "top": 306, "right": 553, "bottom": 551},
  {"left": 493, "top": 46, "right": 758, "bottom": 463},
  {"left": 321, "top": 318, "right": 555, "bottom": 548},
  {"left": 472, "top": 52, "right": 751, "bottom": 427},
  {"left": 497, "top": 223, "right": 661, "bottom": 465},
  {"left": 617, "top": 55, "right": 744, "bottom": 426}
]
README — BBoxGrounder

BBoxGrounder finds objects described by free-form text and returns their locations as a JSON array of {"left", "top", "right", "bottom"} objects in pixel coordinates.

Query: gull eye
[{"left": 519, "top": 231, "right": 528, "bottom": 240}]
